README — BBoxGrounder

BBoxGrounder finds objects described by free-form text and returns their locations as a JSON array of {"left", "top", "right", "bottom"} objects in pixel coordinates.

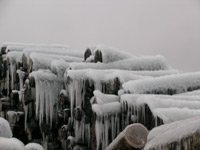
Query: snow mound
[
  {"left": 0, "top": 117, "right": 12, "bottom": 138},
  {"left": 25, "top": 143, "right": 44, "bottom": 150},
  {"left": 0, "top": 137, "right": 25, "bottom": 150}
]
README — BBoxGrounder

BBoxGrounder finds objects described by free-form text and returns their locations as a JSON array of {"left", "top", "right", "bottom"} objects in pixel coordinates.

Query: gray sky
[{"left": 0, "top": 0, "right": 200, "bottom": 72}]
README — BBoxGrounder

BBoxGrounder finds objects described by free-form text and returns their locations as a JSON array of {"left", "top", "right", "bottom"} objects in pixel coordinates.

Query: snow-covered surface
[
  {"left": 144, "top": 116, "right": 200, "bottom": 150},
  {"left": 122, "top": 72, "right": 200, "bottom": 94},
  {"left": 86, "top": 44, "right": 133, "bottom": 63},
  {"left": 92, "top": 90, "right": 119, "bottom": 104},
  {"left": 65, "top": 69, "right": 146, "bottom": 119},
  {"left": 70, "top": 55, "right": 170, "bottom": 71},
  {"left": 30, "top": 52, "right": 82, "bottom": 71},
  {"left": 92, "top": 102, "right": 121, "bottom": 116},
  {"left": 29, "top": 70, "right": 64, "bottom": 126},
  {"left": 51, "top": 59, "right": 70, "bottom": 77},
  {"left": 0, "top": 117, "right": 12, "bottom": 138},
  {"left": 92, "top": 102, "right": 121, "bottom": 150},
  {"left": 0, "top": 137, "right": 25, "bottom": 150},
  {"left": 6, "top": 51, "right": 23, "bottom": 90},
  {"left": 25, "top": 143, "right": 44, "bottom": 150},
  {"left": 23, "top": 47, "right": 83, "bottom": 69},
  {"left": 4, "top": 43, "right": 70, "bottom": 54},
  {"left": 178, "top": 89, "right": 200, "bottom": 96},
  {"left": 120, "top": 94, "right": 200, "bottom": 128}
]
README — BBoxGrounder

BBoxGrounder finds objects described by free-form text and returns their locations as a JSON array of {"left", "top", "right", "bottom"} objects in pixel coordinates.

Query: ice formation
[
  {"left": 144, "top": 116, "right": 200, "bottom": 150},
  {"left": 120, "top": 94, "right": 200, "bottom": 129},
  {"left": 0, "top": 117, "right": 12, "bottom": 138},
  {"left": 30, "top": 53, "right": 82, "bottom": 71},
  {"left": 6, "top": 51, "right": 23, "bottom": 90},
  {"left": 85, "top": 44, "right": 133, "bottom": 63},
  {"left": 92, "top": 90, "right": 120, "bottom": 104},
  {"left": 23, "top": 47, "right": 83, "bottom": 69},
  {"left": 51, "top": 59, "right": 70, "bottom": 77},
  {"left": 92, "top": 102, "right": 121, "bottom": 150},
  {"left": 122, "top": 72, "right": 200, "bottom": 94},
  {"left": 29, "top": 70, "right": 64, "bottom": 126},
  {"left": 70, "top": 55, "right": 170, "bottom": 71}
]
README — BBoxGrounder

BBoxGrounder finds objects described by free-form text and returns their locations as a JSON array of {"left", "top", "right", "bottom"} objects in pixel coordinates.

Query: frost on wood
[
  {"left": 84, "top": 45, "right": 133, "bottom": 63},
  {"left": 29, "top": 52, "right": 82, "bottom": 72},
  {"left": 144, "top": 116, "right": 200, "bottom": 150},
  {"left": 0, "top": 117, "right": 12, "bottom": 138},
  {"left": 22, "top": 47, "right": 83, "bottom": 71},
  {"left": 51, "top": 59, "right": 70, "bottom": 77},
  {"left": 70, "top": 55, "right": 170, "bottom": 71},
  {"left": 122, "top": 72, "right": 200, "bottom": 94},
  {"left": 120, "top": 94, "right": 200, "bottom": 129},
  {"left": 29, "top": 70, "right": 64, "bottom": 126},
  {"left": 92, "top": 102, "right": 121, "bottom": 150}
]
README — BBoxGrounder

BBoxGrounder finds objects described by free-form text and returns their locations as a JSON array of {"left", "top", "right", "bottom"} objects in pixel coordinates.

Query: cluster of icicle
[{"left": 30, "top": 70, "right": 64, "bottom": 127}]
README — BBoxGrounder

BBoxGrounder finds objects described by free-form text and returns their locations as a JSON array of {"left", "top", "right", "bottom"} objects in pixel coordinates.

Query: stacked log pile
[{"left": 1, "top": 42, "right": 200, "bottom": 150}]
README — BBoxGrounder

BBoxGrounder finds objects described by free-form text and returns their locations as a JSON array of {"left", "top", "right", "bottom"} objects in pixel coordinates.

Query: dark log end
[{"left": 84, "top": 48, "right": 92, "bottom": 61}]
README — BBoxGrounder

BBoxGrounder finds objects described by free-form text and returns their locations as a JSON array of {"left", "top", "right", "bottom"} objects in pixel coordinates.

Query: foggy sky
[{"left": 0, "top": 0, "right": 200, "bottom": 72}]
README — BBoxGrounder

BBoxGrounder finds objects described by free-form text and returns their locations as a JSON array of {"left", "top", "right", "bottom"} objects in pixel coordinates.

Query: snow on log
[
  {"left": 178, "top": 89, "right": 200, "bottom": 96},
  {"left": 25, "top": 143, "right": 44, "bottom": 150},
  {"left": 0, "top": 137, "right": 25, "bottom": 150},
  {"left": 0, "top": 117, "right": 12, "bottom": 138},
  {"left": 106, "top": 123, "right": 148, "bottom": 150},
  {"left": 70, "top": 55, "right": 170, "bottom": 71},
  {"left": 22, "top": 47, "right": 83, "bottom": 71},
  {"left": 91, "top": 90, "right": 120, "bottom": 105},
  {"left": 120, "top": 94, "right": 200, "bottom": 129},
  {"left": 84, "top": 45, "right": 133, "bottom": 63},
  {"left": 29, "top": 70, "right": 64, "bottom": 127},
  {"left": 92, "top": 102, "right": 121, "bottom": 150},
  {"left": 122, "top": 72, "right": 200, "bottom": 94},
  {"left": 1, "top": 42, "right": 70, "bottom": 55},
  {"left": 144, "top": 116, "right": 200, "bottom": 150},
  {"left": 51, "top": 59, "right": 70, "bottom": 77},
  {"left": 28, "top": 53, "right": 82, "bottom": 73},
  {"left": 6, "top": 51, "right": 23, "bottom": 91}
]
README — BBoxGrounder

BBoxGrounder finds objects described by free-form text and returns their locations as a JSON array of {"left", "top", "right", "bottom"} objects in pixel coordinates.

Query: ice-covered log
[
  {"left": 0, "top": 117, "right": 12, "bottom": 138},
  {"left": 0, "top": 137, "right": 25, "bottom": 150},
  {"left": 92, "top": 102, "right": 121, "bottom": 150},
  {"left": 121, "top": 94, "right": 200, "bottom": 129},
  {"left": 91, "top": 90, "right": 120, "bottom": 105},
  {"left": 106, "top": 124, "right": 148, "bottom": 150},
  {"left": 23, "top": 47, "right": 83, "bottom": 71},
  {"left": 6, "top": 51, "right": 23, "bottom": 91},
  {"left": 51, "top": 59, "right": 70, "bottom": 77},
  {"left": 70, "top": 55, "right": 170, "bottom": 71},
  {"left": 29, "top": 70, "right": 64, "bottom": 127},
  {"left": 122, "top": 72, "right": 200, "bottom": 95},
  {"left": 25, "top": 143, "right": 44, "bottom": 150},
  {"left": 84, "top": 45, "right": 133, "bottom": 63},
  {"left": 144, "top": 116, "right": 200, "bottom": 150},
  {"left": 1, "top": 42, "right": 70, "bottom": 55},
  {"left": 28, "top": 53, "right": 82, "bottom": 73},
  {"left": 178, "top": 89, "right": 200, "bottom": 96}
]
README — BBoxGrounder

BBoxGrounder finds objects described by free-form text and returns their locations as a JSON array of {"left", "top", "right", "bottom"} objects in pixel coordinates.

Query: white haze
[{"left": 0, "top": 0, "right": 200, "bottom": 72}]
